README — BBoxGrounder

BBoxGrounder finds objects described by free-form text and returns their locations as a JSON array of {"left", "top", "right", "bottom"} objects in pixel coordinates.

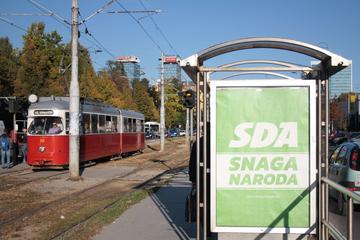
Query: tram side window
[
  {"left": 91, "top": 114, "right": 98, "bottom": 133},
  {"left": 99, "top": 115, "right": 105, "bottom": 133},
  {"left": 123, "top": 117, "right": 128, "bottom": 132},
  {"left": 105, "top": 116, "right": 112, "bottom": 133},
  {"left": 66, "top": 112, "right": 69, "bottom": 134},
  {"left": 132, "top": 119, "right": 136, "bottom": 133},
  {"left": 112, "top": 116, "right": 118, "bottom": 132},
  {"left": 128, "top": 118, "right": 133, "bottom": 132},
  {"left": 141, "top": 120, "right": 144, "bottom": 132},
  {"left": 82, "top": 114, "right": 91, "bottom": 134},
  {"left": 136, "top": 119, "right": 141, "bottom": 132}
]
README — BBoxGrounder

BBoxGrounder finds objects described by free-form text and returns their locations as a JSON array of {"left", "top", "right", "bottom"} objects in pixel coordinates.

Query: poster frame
[{"left": 209, "top": 79, "right": 317, "bottom": 233}]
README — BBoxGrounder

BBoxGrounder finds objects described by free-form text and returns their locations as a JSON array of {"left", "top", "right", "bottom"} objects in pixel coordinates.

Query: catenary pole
[
  {"left": 69, "top": 0, "right": 80, "bottom": 179},
  {"left": 190, "top": 108, "right": 193, "bottom": 144},
  {"left": 160, "top": 52, "right": 165, "bottom": 151},
  {"left": 186, "top": 108, "right": 189, "bottom": 144}
]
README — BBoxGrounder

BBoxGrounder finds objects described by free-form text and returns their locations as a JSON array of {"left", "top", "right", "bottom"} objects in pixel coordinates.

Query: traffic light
[
  {"left": 8, "top": 99, "right": 17, "bottom": 113},
  {"left": 183, "top": 89, "right": 195, "bottom": 109}
]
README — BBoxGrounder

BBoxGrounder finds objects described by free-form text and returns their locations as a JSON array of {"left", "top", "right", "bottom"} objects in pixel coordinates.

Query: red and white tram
[{"left": 27, "top": 96, "right": 145, "bottom": 168}]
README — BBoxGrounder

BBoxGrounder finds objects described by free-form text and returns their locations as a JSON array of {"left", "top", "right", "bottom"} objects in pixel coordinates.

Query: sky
[{"left": 1, "top": 0, "right": 359, "bottom": 89}]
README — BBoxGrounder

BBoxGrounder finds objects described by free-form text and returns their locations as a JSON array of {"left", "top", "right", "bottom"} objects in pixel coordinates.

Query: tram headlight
[{"left": 39, "top": 146, "right": 46, "bottom": 153}]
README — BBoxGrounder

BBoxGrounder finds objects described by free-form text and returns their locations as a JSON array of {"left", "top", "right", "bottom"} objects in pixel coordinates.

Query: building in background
[
  {"left": 117, "top": 56, "right": 141, "bottom": 85},
  {"left": 161, "top": 55, "right": 181, "bottom": 80},
  {"left": 329, "top": 62, "right": 353, "bottom": 99},
  {"left": 330, "top": 92, "right": 360, "bottom": 131}
]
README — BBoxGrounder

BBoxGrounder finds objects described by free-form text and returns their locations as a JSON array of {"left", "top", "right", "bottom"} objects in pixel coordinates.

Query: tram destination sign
[{"left": 210, "top": 80, "right": 316, "bottom": 233}]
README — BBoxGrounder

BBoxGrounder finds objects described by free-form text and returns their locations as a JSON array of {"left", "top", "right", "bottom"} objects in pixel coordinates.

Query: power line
[
  {"left": 138, "top": 0, "right": 180, "bottom": 57},
  {"left": 26, "top": 0, "right": 115, "bottom": 61},
  {"left": 106, "top": 10, "right": 161, "bottom": 15},
  {"left": 27, "top": 0, "right": 70, "bottom": 27},
  {"left": 0, "top": 13, "right": 51, "bottom": 16},
  {"left": 114, "top": 0, "right": 164, "bottom": 53},
  {"left": 78, "top": 10, "right": 116, "bottom": 59},
  {"left": 0, "top": 16, "right": 27, "bottom": 32},
  {"left": 80, "top": 0, "right": 116, "bottom": 24}
]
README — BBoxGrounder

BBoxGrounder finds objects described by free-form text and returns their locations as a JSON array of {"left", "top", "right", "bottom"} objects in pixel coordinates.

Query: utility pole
[
  {"left": 190, "top": 108, "right": 193, "bottom": 143},
  {"left": 69, "top": 0, "right": 80, "bottom": 179},
  {"left": 186, "top": 108, "right": 189, "bottom": 143},
  {"left": 160, "top": 52, "right": 165, "bottom": 151}
]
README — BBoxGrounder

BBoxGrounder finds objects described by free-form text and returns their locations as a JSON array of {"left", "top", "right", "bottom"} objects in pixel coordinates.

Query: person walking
[
  {"left": 18, "top": 127, "right": 27, "bottom": 164},
  {"left": 1, "top": 130, "right": 11, "bottom": 168}
]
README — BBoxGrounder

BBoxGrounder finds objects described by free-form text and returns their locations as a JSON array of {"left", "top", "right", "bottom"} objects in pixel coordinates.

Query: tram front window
[{"left": 28, "top": 117, "right": 64, "bottom": 135}]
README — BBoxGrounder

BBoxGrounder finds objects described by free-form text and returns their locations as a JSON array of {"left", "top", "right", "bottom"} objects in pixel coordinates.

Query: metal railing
[{"left": 321, "top": 177, "right": 360, "bottom": 240}]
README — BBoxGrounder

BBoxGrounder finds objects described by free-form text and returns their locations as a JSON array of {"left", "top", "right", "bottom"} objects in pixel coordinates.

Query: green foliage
[
  {"left": 14, "top": 23, "right": 65, "bottom": 97},
  {"left": 106, "top": 60, "right": 136, "bottom": 109},
  {"left": 3, "top": 22, "right": 187, "bottom": 127},
  {"left": 133, "top": 78, "right": 159, "bottom": 121},
  {"left": 164, "top": 78, "right": 186, "bottom": 128},
  {"left": 0, "top": 37, "right": 18, "bottom": 96}
]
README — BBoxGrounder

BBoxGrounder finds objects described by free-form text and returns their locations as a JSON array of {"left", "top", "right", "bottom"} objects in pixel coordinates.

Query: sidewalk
[
  {"left": 92, "top": 169, "right": 197, "bottom": 240},
  {"left": 0, "top": 161, "right": 28, "bottom": 173}
]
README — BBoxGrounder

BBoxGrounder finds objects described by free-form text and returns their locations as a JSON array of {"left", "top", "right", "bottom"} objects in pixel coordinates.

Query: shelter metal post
[
  {"left": 190, "top": 108, "right": 193, "bottom": 144},
  {"left": 186, "top": 108, "right": 190, "bottom": 144},
  {"left": 202, "top": 72, "right": 208, "bottom": 240},
  {"left": 196, "top": 71, "right": 201, "bottom": 240},
  {"left": 324, "top": 77, "right": 330, "bottom": 240},
  {"left": 318, "top": 78, "right": 324, "bottom": 240}
]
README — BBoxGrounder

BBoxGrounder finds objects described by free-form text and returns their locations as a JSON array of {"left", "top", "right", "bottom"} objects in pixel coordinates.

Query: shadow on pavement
[{"left": 152, "top": 185, "right": 197, "bottom": 239}]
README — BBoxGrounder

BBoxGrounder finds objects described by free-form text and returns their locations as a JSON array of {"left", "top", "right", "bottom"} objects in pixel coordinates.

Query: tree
[
  {"left": 106, "top": 60, "right": 136, "bottom": 109},
  {"left": 164, "top": 78, "right": 186, "bottom": 128},
  {"left": 14, "top": 23, "right": 65, "bottom": 97},
  {"left": 133, "top": 78, "right": 159, "bottom": 121},
  {"left": 93, "top": 71, "right": 124, "bottom": 107},
  {"left": 0, "top": 37, "right": 18, "bottom": 96}
]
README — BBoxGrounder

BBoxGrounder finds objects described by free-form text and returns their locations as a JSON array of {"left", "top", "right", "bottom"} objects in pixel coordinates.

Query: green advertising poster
[{"left": 211, "top": 80, "right": 316, "bottom": 233}]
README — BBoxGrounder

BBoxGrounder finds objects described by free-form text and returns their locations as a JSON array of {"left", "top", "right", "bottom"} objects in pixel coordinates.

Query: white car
[{"left": 179, "top": 130, "right": 186, "bottom": 136}]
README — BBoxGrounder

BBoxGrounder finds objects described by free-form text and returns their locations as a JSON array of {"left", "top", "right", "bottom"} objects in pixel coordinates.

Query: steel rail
[{"left": 48, "top": 163, "right": 189, "bottom": 240}]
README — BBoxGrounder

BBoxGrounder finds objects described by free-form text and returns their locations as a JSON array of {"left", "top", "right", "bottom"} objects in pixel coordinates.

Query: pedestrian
[
  {"left": 1, "top": 129, "right": 11, "bottom": 168},
  {"left": 18, "top": 127, "right": 27, "bottom": 163},
  {"left": 187, "top": 122, "right": 212, "bottom": 238}
]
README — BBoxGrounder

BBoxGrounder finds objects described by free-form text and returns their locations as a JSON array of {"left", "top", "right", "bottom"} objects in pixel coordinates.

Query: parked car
[
  {"left": 179, "top": 129, "right": 186, "bottom": 136},
  {"left": 168, "top": 128, "right": 179, "bottom": 137},
  {"left": 329, "top": 141, "right": 360, "bottom": 215},
  {"left": 145, "top": 130, "right": 156, "bottom": 139}
]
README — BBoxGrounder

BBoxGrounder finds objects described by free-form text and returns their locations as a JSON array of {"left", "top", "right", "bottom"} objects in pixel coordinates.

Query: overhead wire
[
  {"left": 0, "top": 16, "right": 27, "bottom": 32},
  {"left": 114, "top": 0, "right": 164, "bottom": 53},
  {"left": 78, "top": 10, "right": 116, "bottom": 59},
  {"left": 138, "top": 0, "right": 180, "bottom": 57},
  {"left": 0, "top": 13, "right": 51, "bottom": 16},
  {"left": 80, "top": 0, "right": 115, "bottom": 24},
  {"left": 26, "top": 0, "right": 116, "bottom": 63},
  {"left": 27, "top": 0, "right": 70, "bottom": 27}
]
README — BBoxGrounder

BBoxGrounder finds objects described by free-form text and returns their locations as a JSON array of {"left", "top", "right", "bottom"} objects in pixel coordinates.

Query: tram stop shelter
[{"left": 180, "top": 37, "right": 354, "bottom": 240}]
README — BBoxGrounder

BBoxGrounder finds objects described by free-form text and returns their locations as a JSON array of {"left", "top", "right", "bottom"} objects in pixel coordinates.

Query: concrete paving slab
[{"left": 92, "top": 171, "right": 197, "bottom": 240}]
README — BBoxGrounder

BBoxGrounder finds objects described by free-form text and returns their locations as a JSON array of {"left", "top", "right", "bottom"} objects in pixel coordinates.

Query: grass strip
[{"left": 52, "top": 189, "right": 151, "bottom": 240}]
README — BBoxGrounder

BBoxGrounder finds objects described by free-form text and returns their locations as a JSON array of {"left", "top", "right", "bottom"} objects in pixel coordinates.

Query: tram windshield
[{"left": 28, "top": 117, "right": 64, "bottom": 135}]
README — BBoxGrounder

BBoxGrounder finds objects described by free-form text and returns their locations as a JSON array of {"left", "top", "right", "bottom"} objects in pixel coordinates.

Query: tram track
[
  {"left": 0, "top": 140, "right": 189, "bottom": 239},
  {"left": 0, "top": 167, "right": 32, "bottom": 177},
  {"left": 48, "top": 164, "right": 188, "bottom": 240},
  {"left": 0, "top": 170, "right": 69, "bottom": 191}
]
